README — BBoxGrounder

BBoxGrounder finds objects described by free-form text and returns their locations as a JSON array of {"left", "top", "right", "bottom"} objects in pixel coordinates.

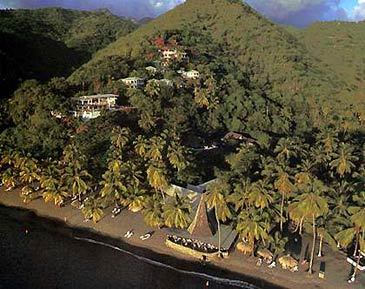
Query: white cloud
[
  {"left": 352, "top": 0, "right": 365, "bottom": 20},
  {"left": 245, "top": 0, "right": 348, "bottom": 27}
]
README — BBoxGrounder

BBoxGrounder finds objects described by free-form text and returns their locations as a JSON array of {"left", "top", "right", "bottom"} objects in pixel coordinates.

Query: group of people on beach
[{"left": 167, "top": 235, "right": 225, "bottom": 254}]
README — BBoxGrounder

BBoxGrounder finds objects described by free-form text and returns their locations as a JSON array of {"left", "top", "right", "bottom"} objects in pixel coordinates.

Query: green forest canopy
[{"left": 0, "top": 7, "right": 138, "bottom": 98}]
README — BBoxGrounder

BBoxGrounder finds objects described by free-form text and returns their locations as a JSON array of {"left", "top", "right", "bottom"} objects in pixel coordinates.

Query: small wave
[{"left": 74, "top": 236, "right": 260, "bottom": 289}]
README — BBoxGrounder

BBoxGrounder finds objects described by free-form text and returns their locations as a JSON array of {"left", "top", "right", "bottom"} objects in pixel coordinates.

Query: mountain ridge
[
  {"left": 0, "top": 7, "right": 138, "bottom": 98},
  {"left": 69, "top": 0, "right": 338, "bottom": 107}
]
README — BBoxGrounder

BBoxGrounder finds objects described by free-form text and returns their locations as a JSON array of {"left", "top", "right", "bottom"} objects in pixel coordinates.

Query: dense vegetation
[
  {"left": 0, "top": 7, "right": 137, "bottom": 98},
  {"left": 291, "top": 21, "right": 365, "bottom": 114},
  {"left": 0, "top": 0, "right": 364, "bottom": 278}
]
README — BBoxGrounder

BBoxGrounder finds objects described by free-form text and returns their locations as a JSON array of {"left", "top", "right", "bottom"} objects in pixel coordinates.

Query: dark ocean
[{"left": 0, "top": 205, "right": 281, "bottom": 289}]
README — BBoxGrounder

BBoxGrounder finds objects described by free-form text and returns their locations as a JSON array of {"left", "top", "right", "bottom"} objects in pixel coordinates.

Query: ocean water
[{"left": 0, "top": 206, "right": 276, "bottom": 289}]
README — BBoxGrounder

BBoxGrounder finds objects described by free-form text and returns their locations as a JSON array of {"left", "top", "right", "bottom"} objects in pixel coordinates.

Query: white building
[
  {"left": 70, "top": 94, "right": 118, "bottom": 120},
  {"left": 145, "top": 66, "right": 158, "bottom": 74},
  {"left": 162, "top": 49, "right": 188, "bottom": 61},
  {"left": 162, "top": 49, "right": 177, "bottom": 60},
  {"left": 121, "top": 77, "right": 145, "bottom": 89},
  {"left": 182, "top": 70, "right": 200, "bottom": 79}
]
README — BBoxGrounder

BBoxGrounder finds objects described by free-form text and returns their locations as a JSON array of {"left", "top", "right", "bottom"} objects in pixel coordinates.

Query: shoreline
[
  {"left": 0, "top": 204, "right": 282, "bottom": 289},
  {"left": 1, "top": 189, "right": 363, "bottom": 289}
]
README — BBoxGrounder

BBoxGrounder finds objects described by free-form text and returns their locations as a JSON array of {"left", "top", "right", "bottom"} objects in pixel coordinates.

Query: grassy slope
[{"left": 0, "top": 7, "right": 137, "bottom": 98}]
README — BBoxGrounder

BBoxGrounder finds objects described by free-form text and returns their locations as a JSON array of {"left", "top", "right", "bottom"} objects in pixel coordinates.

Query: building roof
[
  {"left": 223, "top": 131, "right": 258, "bottom": 145},
  {"left": 121, "top": 77, "right": 144, "bottom": 81},
  {"left": 166, "top": 180, "right": 237, "bottom": 250},
  {"left": 187, "top": 196, "right": 214, "bottom": 238},
  {"left": 145, "top": 66, "right": 157, "bottom": 71},
  {"left": 72, "top": 94, "right": 118, "bottom": 100}
]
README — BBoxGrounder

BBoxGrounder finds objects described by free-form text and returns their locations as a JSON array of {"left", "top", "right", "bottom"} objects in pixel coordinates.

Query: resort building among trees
[
  {"left": 70, "top": 94, "right": 119, "bottom": 119},
  {"left": 181, "top": 70, "right": 200, "bottom": 79},
  {"left": 161, "top": 49, "right": 188, "bottom": 61},
  {"left": 165, "top": 181, "right": 237, "bottom": 258},
  {"left": 121, "top": 77, "right": 145, "bottom": 89}
]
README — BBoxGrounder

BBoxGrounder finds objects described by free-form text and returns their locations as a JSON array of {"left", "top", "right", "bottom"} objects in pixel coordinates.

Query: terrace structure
[
  {"left": 70, "top": 94, "right": 119, "bottom": 120},
  {"left": 165, "top": 180, "right": 237, "bottom": 258}
]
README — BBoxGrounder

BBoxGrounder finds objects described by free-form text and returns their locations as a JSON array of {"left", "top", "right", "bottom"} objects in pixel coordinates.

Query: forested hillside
[
  {"left": 0, "top": 7, "right": 137, "bottom": 98},
  {"left": 70, "top": 0, "right": 346, "bottom": 131},
  {"left": 292, "top": 21, "right": 365, "bottom": 109},
  {"left": 71, "top": 0, "right": 333, "bottom": 94}
]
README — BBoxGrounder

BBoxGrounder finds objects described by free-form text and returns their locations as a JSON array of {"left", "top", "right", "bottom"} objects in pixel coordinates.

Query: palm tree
[
  {"left": 205, "top": 180, "right": 232, "bottom": 256},
  {"left": 329, "top": 142, "right": 358, "bottom": 177},
  {"left": 60, "top": 144, "right": 92, "bottom": 202},
  {"left": 316, "top": 216, "right": 337, "bottom": 257},
  {"left": 146, "top": 162, "right": 169, "bottom": 203},
  {"left": 316, "top": 226, "right": 336, "bottom": 257},
  {"left": 62, "top": 166, "right": 91, "bottom": 202},
  {"left": 99, "top": 161, "right": 127, "bottom": 200},
  {"left": 82, "top": 197, "right": 104, "bottom": 223},
  {"left": 162, "top": 194, "right": 191, "bottom": 229},
  {"left": 146, "top": 136, "right": 165, "bottom": 162},
  {"left": 40, "top": 167, "right": 68, "bottom": 207},
  {"left": 327, "top": 181, "right": 352, "bottom": 219},
  {"left": 227, "top": 178, "right": 253, "bottom": 212},
  {"left": 274, "top": 137, "right": 299, "bottom": 162},
  {"left": 268, "top": 231, "right": 288, "bottom": 261},
  {"left": 248, "top": 179, "right": 273, "bottom": 211},
  {"left": 18, "top": 155, "right": 42, "bottom": 202},
  {"left": 288, "top": 180, "right": 329, "bottom": 274},
  {"left": 0, "top": 150, "right": 21, "bottom": 190},
  {"left": 120, "top": 187, "right": 146, "bottom": 213},
  {"left": 143, "top": 193, "right": 164, "bottom": 227},
  {"left": 335, "top": 192, "right": 365, "bottom": 259},
  {"left": 236, "top": 208, "right": 270, "bottom": 256},
  {"left": 316, "top": 126, "right": 338, "bottom": 154},
  {"left": 110, "top": 127, "right": 130, "bottom": 151},
  {"left": 167, "top": 142, "right": 188, "bottom": 172},
  {"left": 1, "top": 167, "right": 17, "bottom": 190},
  {"left": 194, "top": 87, "right": 210, "bottom": 108},
  {"left": 139, "top": 112, "right": 157, "bottom": 131},
  {"left": 274, "top": 170, "right": 296, "bottom": 231},
  {"left": 134, "top": 135, "right": 148, "bottom": 158}
]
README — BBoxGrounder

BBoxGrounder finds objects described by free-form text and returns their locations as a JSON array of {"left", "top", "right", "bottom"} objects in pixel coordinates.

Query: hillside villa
[
  {"left": 161, "top": 49, "right": 188, "bottom": 61},
  {"left": 121, "top": 77, "right": 145, "bottom": 89},
  {"left": 145, "top": 66, "right": 158, "bottom": 74},
  {"left": 70, "top": 94, "right": 119, "bottom": 120},
  {"left": 181, "top": 70, "right": 200, "bottom": 79}
]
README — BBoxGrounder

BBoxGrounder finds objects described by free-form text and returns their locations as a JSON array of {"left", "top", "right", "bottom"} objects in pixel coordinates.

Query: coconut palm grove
[{"left": 0, "top": 0, "right": 365, "bottom": 287}]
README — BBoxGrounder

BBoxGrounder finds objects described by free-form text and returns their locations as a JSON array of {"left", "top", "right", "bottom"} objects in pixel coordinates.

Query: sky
[{"left": 0, "top": 0, "right": 364, "bottom": 27}]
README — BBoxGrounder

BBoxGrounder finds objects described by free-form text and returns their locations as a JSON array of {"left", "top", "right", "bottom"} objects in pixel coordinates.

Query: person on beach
[{"left": 200, "top": 255, "right": 208, "bottom": 265}]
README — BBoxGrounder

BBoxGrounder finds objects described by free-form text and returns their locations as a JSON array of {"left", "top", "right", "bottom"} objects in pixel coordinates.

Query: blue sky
[{"left": 0, "top": 0, "right": 364, "bottom": 27}]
